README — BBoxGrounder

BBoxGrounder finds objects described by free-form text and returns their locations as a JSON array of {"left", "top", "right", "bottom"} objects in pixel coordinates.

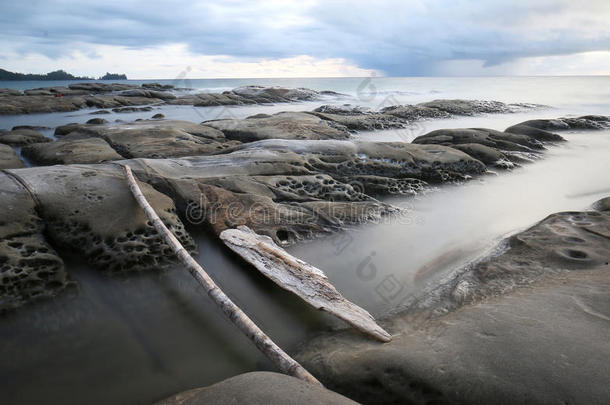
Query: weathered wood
[
  {"left": 220, "top": 226, "right": 392, "bottom": 342},
  {"left": 119, "top": 164, "right": 321, "bottom": 386}
]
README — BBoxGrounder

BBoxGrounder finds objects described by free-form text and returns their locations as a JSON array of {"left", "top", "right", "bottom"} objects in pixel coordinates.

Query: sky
[{"left": 1, "top": 0, "right": 610, "bottom": 78}]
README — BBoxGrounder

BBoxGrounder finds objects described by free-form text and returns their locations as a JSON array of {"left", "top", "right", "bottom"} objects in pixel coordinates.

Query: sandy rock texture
[
  {"left": 0, "top": 173, "right": 68, "bottom": 312},
  {"left": 6, "top": 164, "right": 195, "bottom": 274},
  {"left": 0, "top": 129, "right": 50, "bottom": 147},
  {"left": 156, "top": 372, "right": 358, "bottom": 405}
]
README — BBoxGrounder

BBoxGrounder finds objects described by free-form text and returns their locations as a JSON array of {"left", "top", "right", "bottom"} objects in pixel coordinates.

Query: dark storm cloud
[{"left": 1, "top": 0, "right": 609, "bottom": 75}]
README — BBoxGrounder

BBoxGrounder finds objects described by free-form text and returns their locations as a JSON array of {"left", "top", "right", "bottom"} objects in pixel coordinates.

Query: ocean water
[{"left": 0, "top": 77, "right": 609, "bottom": 404}]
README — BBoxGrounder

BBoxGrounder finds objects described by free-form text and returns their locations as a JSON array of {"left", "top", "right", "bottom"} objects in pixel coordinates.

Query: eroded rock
[
  {"left": 226, "top": 139, "right": 486, "bottom": 184},
  {"left": 0, "top": 173, "right": 68, "bottom": 312},
  {"left": 0, "top": 144, "right": 24, "bottom": 169},
  {"left": 504, "top": 116, "right": 610, "bottom": 147},
  {"left": 119, "top": 89, "right": 177, "bottom": 100},
  {"left": 0, "top": 85, "right": 339, "bottom": 115},
  {"left": 310, "top": 109, "right": 406, "bottom": 131},
  {"left": 22, "top": 137, "right": 123, "bottom": 165},
  {"left": 0, "top": 129, "right": 50, "bottom": 147},
  {"left": 51, "top": 120, "right": 236, "bottom": 160},
  {"left": 418, "top": 99, "right": 529, "bottom": 115},
  {"left": 9, "top": 164, "right": 195, "bottom": 273},
  {"left": 412, "top": 127, "right": 560, "bottom": 165},
  {"left": 205, "top": 112, "right": 350, "bottom": 141}
]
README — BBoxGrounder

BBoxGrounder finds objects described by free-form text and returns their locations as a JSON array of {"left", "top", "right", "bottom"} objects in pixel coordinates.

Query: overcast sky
[{"left": 1, "top": 0, "right": 609, "bottom": 78}]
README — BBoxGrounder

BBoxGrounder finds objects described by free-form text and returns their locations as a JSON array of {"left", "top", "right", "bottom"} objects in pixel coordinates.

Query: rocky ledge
[
  {"left": 8, "top": 105, "right": 604, "bottom": 169},
  {"left": 2, "top": 109, "right": 608, "bottom": 311},
  {"left": 295, "top": 198, "right": 610, "bottom": 405},
  {"left": 0, "top": 83, "right": 343, "bottom": 115}
]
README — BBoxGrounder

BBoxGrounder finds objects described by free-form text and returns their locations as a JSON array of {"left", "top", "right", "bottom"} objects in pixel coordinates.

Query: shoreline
[{"left": 1, "top": 85, "right": 609, "bottom": 404}]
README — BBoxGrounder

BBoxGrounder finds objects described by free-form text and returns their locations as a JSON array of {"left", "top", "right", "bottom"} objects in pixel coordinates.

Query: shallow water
[
  {"left": 0, "top": 235, "right": 333, "bottom": 404},
  {"left": 0, "top": 77, "right": 609, "bottom": 404},
  {"left": 289, "top": 126, "right": 610, "bottom": 315},
  {"left": 3, "top": 76, "right": 610, "bottom": 109}
]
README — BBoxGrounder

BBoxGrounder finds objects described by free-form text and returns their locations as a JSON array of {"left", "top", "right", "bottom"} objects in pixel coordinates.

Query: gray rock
[
  {"left": 0, "top": 88, "right": 22, "bottom": 97},
  {"left": 119, "top": 88, "right": 177, "bottom": 100},
  {"left": 155, "top": 372, "right": 358, "bottom": 405},
  {"left": 67, "top": 82, "right": 138, "bottom": 93},
  {"left": 225, "top": 139, "right": 486, "bottom": 183},
  {"left": 111, "top": 105, "right": 154, "bottom": 113},
  {"left": 382, "top": 104, "right": 452, "bottom": 120},
  {"left": 504, "top": 123, "right": 565, "bottom": 142},
  {"left": 418, "top": 99, "right": 515, "bottom": 115},
  {"left": 124, "top": 139, "right": 483, "bottom": 243},
  {"left": 152, "top": 113, "right": 165, "bottom": 119},
  {"left": 0, "top": 93, "right": 163, "bottom": 115},
  {"left": 0, "top": 144, "right": 24, "bottom": 169},
  {"left": 0, "top": 129, "right": 50, "bottom": 146},
  {"left": 0, "top": 172, "right": 68, "bottom": 312},
  {"left": 12, "top": 125, "right": 51, "bottom": 131},
  {"left": 593, "top": 196, "right": 610, "bottom": 212},
  {"left": 231, "top": 85, "right": 320, "bottom": 102},
  {"left": 142, "top": 83, "right": 175, "bottom": 90},
  {"left": 24, "top": 86, "right": 88, "bottom": 97},
  {"left": 0, "top": 95, "right": 89, "bottom": 114},
  {"left": 450, "top": 143, "right": 514, "bottom": 168},
  {"left": 154, "top": 172, "right": 395, "bottom": 244},
  {"left": 506, "top": 116, "right": 610, "bottom": 135},
  {"left": 86, "top": 118, "right": 108, "bottom": 125},
  {"left": 414, "top": 128, "right": 549, "bottom": 152},
  {"left": 54, "top": 119, "right": 236, "bottom": 159},
  {"left": 9, "top": 164, "right": 195, "bottom": 273},
  {"left": 205, "top": 112, "right": 350, "bottom": 141},
  {"left": 22, "top": 137, "right": 123, "bottom": 165},
  {"left": 309, "top": 110, "right": 406, "bottom": 132}
]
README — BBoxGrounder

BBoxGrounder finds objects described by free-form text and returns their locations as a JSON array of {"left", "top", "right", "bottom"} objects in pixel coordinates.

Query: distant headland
[{"left": 0, "top": 68, "right": 127, "bottom": 81}]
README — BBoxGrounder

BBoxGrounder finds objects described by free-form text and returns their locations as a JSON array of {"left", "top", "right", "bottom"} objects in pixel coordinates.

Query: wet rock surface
[
  {"left": 225, "top": 139, "right": 486, "bottom": 184},
  {"left": 22, "top": 137, "right": 123, "bottom": 165},
  {"left": 507, "top": 115, "right": 610, "bottom": 133},
  {"left": 412, "top": 124, "right": 567, "bottom": 167},
  {"left": 417, "top": 99, "right": 537, "bottom": 115},
  {"left": 0, "top": 129, "right": 50, "bottom": 146},
  {"left": 50, "top": 119, "right": 237, "bottom": 160},
  {"left": 296, "top": 203, "right": 610, "bottom": 405},
  {"left": 0, "top": 83, "right": 345, "bottom": 115},
  {"left": 0, "top": 144, "right": 24, "bottom": 169},
  {"left": 122, "top": 138, "right": 484, "bottom": 243},
  {"left": 205, "top": 112, "right": 351, "bottom": 141},
  {"left": 310, "top": 100, "right": 543, "bottom": 132},
  {"left": 310, "top": 107, "right": 407, "bottom": 131},
  {"left": 7, "top": 164, "right": 195, "bottom": 274},
  {"left": 0, "top": 109, "right": 600, "bottom": 312},
  {"left": 156, "top": 372, "right": 358, "bottom": 405},
  {"left": 0, "top": 173, "right": 68, "bottom": 312}
]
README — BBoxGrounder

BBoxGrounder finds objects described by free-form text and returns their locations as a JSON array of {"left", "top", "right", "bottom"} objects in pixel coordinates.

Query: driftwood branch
[
  {"left": 220, "top": 226, "right": 392, "bottom": 342},
  {"left": 119, "top": 164, "right": 321, "bottom": 386}
]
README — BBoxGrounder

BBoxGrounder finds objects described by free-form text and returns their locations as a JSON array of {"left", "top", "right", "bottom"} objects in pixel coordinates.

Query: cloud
[
  {"left": 1, "top": 0, "right": 609, "bottom": 77},
  {"left": 0, "top": 42, "right": 376, "bottom": 78}
]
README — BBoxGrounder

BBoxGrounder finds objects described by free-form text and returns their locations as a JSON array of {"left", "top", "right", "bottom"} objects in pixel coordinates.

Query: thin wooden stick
[{"left": 119, "top": 164, "right": 321, "bottom": 386}]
